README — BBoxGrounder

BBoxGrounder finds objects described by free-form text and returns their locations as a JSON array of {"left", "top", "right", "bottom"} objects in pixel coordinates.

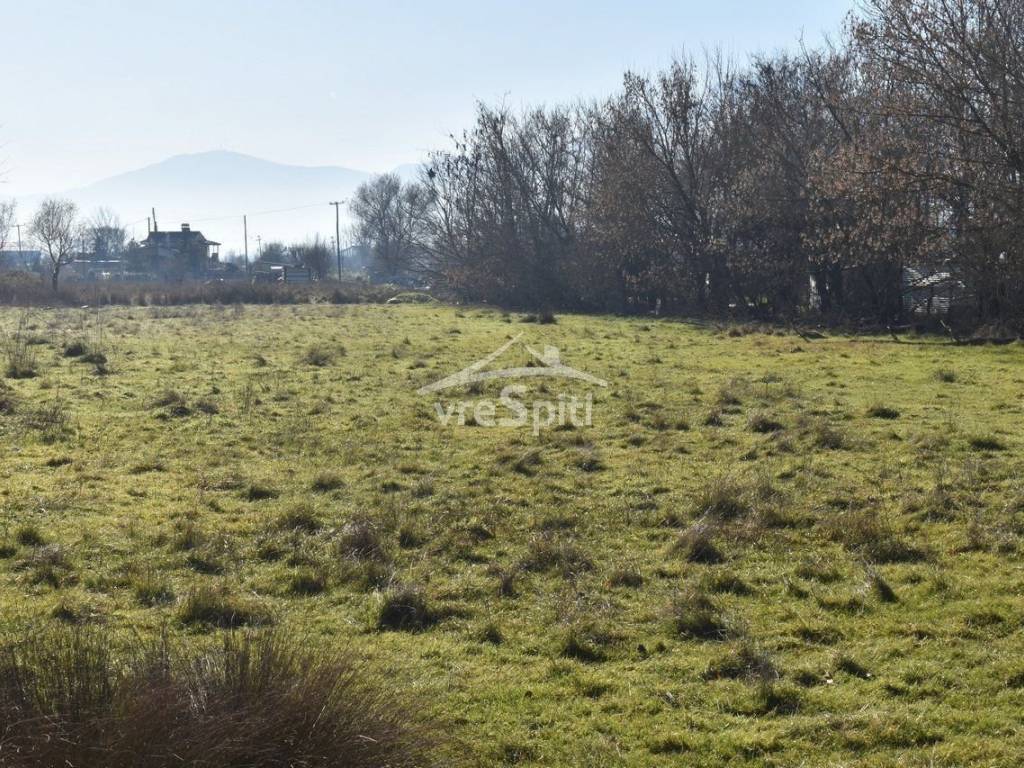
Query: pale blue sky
[{"left": 2, "top": 0, "right": 852, "bottom": 196}]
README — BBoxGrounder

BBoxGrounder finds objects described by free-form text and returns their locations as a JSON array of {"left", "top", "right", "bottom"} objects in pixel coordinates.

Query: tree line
[{"left": 351, "top": 0, "right": 1024, "bottom": 326}]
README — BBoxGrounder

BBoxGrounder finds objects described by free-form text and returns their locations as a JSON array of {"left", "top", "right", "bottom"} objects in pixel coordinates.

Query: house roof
[{"left": 142, "top": 229, "right": 220, "bottom": 248}]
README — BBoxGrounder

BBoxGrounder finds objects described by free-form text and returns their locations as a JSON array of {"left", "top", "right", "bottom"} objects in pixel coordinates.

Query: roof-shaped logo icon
[{"left": 417, "top": 333, "right": 608, "bottom": 395}]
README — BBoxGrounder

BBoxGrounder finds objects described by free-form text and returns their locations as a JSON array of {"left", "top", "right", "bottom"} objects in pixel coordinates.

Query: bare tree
[
  {"left": 291, "top": 236, "right": 332, "bottom": 279},
  {"left": 256, "top": 241, "right": 289, "bottom": 265},
  {"left": 423, "top": 103, "right": 594, "bottom": 307},
  {"left": 87, "top": 207, "right": 127, "bottom": 260},
  {"left": 856, "top": 0, "right": 1024, "bottom": 321},
  {"left": 350, "top": 174, "right": 432, "bottom": 283},
  {"left": 607, "top": 53, "right": 740, "bottom": 313},
  {"left": 0, "top": 199, "right": 15, "bottom": 254},
  {"left": 30, "top": 198, "right": 81, "bottom": 291}
]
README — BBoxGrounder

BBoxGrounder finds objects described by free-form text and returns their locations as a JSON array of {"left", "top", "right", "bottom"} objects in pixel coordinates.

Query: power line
[{"left": 183, "top": 201, "right": 329, "bottom": 224}]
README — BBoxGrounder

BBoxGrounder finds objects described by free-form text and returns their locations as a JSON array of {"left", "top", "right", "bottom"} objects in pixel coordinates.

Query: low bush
[
  {"left": 81, "top": 349, "right": 108, "bottom": 367},
  {"left": 193, "top": 397, "right": 218, "bottom": 415},
  {"left": 337, "top": 558, "right": 394, "bottom": 592},
  {"left": 185, "top": 547, "right": 226, "bottom": 575},
  {"left": 171, "top": 520, "right": 205, "bottom": 551},
  {"left": 398, "top": 522, "right": 426, "bottom": 549},
  {"left": 478, "top": 621, "right": 504, "bottom": 645}
]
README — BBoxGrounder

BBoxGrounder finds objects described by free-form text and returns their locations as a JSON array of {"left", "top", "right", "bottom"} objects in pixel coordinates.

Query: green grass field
[{"left": 1, "top": 303, "right": 1023, "bottom": 766}]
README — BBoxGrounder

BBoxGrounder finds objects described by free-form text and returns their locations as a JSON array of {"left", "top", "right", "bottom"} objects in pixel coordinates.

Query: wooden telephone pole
[{"left": 330, "top": 201, "right": 343, "bottom": 279}]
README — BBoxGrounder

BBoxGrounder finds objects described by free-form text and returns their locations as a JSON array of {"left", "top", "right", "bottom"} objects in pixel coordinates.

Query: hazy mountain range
[{"left": 16, "top": 151, "right": 424, "bottom": 254}]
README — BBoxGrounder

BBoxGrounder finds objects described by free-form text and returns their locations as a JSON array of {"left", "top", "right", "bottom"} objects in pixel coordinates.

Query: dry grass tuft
[
  {"left": 748, "top": 412, "right": 785, "bottom": 433},
  {"left": 377, "top": 584, "right": 437, "bottom": 632},
  {"left": 178, "top": 585, "right": 271, "bottom": 628},
  {"left": 829, "top": 509, "right": 925, "bottom": 564},
  {"left": 299, "top": 344, "right": 336, "bottom": 367},
  {"left": 866, "top": 403, "right": 901, "bottom": 420},
  {"left": 275, "top": 504, "right": 322, "bottom": 533},
  {"left": 691, "top": 475, "right": 755, "bottom": 520},
  {"left": 703, "top": 640, "right": 778, "bottom": 681},
  {"left": 667, "top": 586, "right": 732, "bottom": 640},
  {"left": 0, "top": 626, "right": 444, "bottom": 768},
  {"left": 520, "top": 532, "right": 594, "bottom": 577},
  {"left": 672, "top": 522, "right": 725, "bottom": 564},
  {"left": 337, "top": 516, "right": 390, "bottom": 562}
]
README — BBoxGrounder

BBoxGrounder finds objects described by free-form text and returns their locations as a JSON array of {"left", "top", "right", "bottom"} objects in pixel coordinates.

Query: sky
[{"left": 0, "top": 0, "right": 853, "bottom": 198}]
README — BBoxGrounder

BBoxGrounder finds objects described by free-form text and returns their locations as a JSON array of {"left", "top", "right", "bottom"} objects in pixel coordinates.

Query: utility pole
[
  {"left": 256, "top": 235, "right": 262, "bottom": 260},
  {"left": 330, "top": 201, "right": 343, "bottom": 280},
  {"left": 243, "top": 215, "right": 249, "bottom": 274},
  {"left": 15, "top": 223, "right": 22, "bottom": 255}
]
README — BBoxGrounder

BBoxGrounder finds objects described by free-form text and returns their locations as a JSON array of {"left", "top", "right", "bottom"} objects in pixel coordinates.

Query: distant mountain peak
[{"left": 82, "top": 151, "right": 367, "bottom": 188}]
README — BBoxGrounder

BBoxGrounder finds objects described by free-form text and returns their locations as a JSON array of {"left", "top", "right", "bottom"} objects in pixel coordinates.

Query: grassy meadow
[{"left": 1, "top": 302, "right": 1023, "bottom": 766}]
